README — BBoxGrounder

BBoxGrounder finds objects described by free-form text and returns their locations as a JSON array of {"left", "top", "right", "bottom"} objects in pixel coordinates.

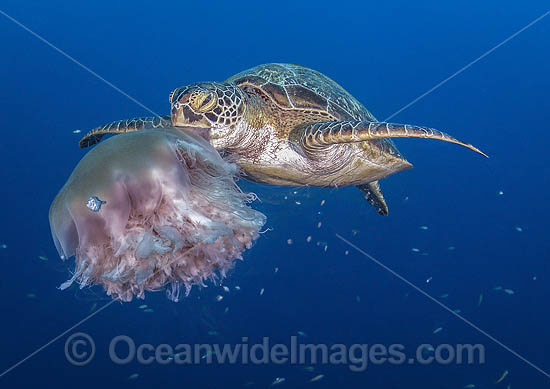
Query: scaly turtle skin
[{"left": 79, "top": 63, "right": 486, "bottom": 216}]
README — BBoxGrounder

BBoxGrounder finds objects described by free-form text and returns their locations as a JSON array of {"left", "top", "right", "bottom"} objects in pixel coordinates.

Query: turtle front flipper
[
  {"left": 79, "top": 116, "right": 172, "bottom": 148},
  {"left": 296, "top": 121, "right": 488, "bottom": 157},
  {"left": 357, "top": 181, "right": 389, "bottom": 216}
]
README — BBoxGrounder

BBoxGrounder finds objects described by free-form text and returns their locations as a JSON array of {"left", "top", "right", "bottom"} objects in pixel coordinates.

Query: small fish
[
  {"left": 515, "top": 226, "right": 523, "bottom": 232},
  {"left": 297, "top": 331, "right": 307, "bottom": 337},
  {"left": 295, "top": 201, "right": 301, "bottom": 205},
  {"left": 440, "top": 293, "right": 449, "bottom": 299},
  {"left": 503, "top": 289, "right": 515, "bottom": 295},
  {"left": 498, "top": 190, "right": 504, "bottom": 195},
  {"left": 493, "top": 286, "right": 503, "bottom": 291},
  {"left": 138, "top": 304, "right": 148, "bottom": 309},
  {"left": 344, "top": 250, "right": 349, "bottom": 255},
  {"left": 306, "top": 236, "right": 312, "bottom": 243},
  {"left": 426, "top": 277, "right": 433, "bottom": 283},
  {"left": 433, "top": 327, "right": 443, "bottom": 334},
  {"left": 0, "top": 244, "right": 7, "bottom": 249},
  {"left": 287, "top": 239, "right": 293, "bottom": 245},
  {"left": 454, "top": 309, "right": 462, "bottom": 313},
  {"left": 320, "top": 200, "right": 325, "bottom": 206},
  {"left": 271, "top": 377, "right": 285, "bottom": 386},
  {"left": 448, "top": 246, "right": 455, "bottom": 251},
  {"left": 351, "top": 229, "right": 359, "bottom": 236},
  {"left": 464, "top": 385, "right": 475, "bottom": 388},
  {"left": 223, "top": 286, "right": 230, "bottom": 292},
  {"left": 419, "top": 226, "right": 429, "bottom": 230},
  {"left": 260, "top": 288, "right": 265, "bottom": 296},
  {"left": 208, "top": 330, "right": 219, "bottom": 336},
  {"left": 26, "top": 293, "right": 36, "bottom": 298},
  {"left": 235, "top": 286, "right": 241, "bottom": 291},
  {"left": 38, "top": 255, "right": 48, "bottom": 261},
  {"left": 303, "top": 366, "right": 315, "bottom": 372},
  {"left": 128, "top": 373, "right": 139, "bottom": 380},
  {"left": 478, "top": 293, "right": 483, "bottom": 306},
  {"left": 216, "top": 295, "right": 223, "bottom": 301},
  {"left": 356, "top": 295, "right": 361, "bottom": 303},
  {"left": 495, "top": 369, "right": 509, "bottom": 384},
  {"left": 143, "top": 308, "right": 154, "bottom": 313},
  {"left": 411, "top": 248, "right": 420, "bottom": 252},
  {"left": 89, "top": 303, "right": 97, "bottom": 313},
  {"left": 317, "top": 222, "right": 322, "bottom": 228},
  {"left": 274, "top": 267, "right": 279, "bottom": 273},
  {"left": 310, "top": 374, "right": 324, "bottom": 382},
  {"left": 224, "top": 307, "right": 229, "bottom": 313},
  {"left": 72, "top": 129, "right": 82, "bottom": 134}
]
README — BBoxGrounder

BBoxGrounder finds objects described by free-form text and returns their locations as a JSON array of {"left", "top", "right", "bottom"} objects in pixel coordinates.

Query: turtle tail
[
  {"left": 299, "top": 121, "right": 488, "bottom": 158},
  {"left": 79, "top": 116, "right": 172, "bottom": 148}
]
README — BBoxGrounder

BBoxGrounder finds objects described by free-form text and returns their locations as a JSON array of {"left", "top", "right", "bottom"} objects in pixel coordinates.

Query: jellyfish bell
[{"left": 49, "top": 127, "right": 266, "bottom": 302}]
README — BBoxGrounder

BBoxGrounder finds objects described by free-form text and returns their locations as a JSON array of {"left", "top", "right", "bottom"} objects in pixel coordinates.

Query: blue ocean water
[{"left": 1, "top": 1, "right": 549, "bottom": 387}]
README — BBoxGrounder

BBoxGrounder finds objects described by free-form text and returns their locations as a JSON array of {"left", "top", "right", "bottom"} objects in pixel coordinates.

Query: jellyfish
[{"left": 49, "top": 128, "right": 266, "bottom": 302}]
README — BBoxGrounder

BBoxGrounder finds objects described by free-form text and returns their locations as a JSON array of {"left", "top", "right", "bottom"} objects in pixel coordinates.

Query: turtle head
[{"left": 170, "top": 82, "right": 246, "bottom": 146}]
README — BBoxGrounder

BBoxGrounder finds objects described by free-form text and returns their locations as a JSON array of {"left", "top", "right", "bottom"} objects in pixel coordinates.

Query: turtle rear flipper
[
  {"left": 297, "top": 120, "right": 488, "bottom": 157},
  {"left": 79, "top": 116, "right": 171, "bottom": 148},
  {"left": 357, "top": 181, "right": 388, "bottom": 216}
]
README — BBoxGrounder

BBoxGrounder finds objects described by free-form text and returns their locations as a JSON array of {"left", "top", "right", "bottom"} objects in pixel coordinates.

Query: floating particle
[
  {"left": 143, "top": 308, "right": 154, "bottom": 313},
  {"left": 287, "top": 239, "right": 293, "bottom": 245},
  {"left": 216, "top": 295, "right": 223, "bottom": 302},
  {"left": 260, "top": 288, "right": 265, "bottom": 296},
  {"left": 503, "top": 289, "right": 515, "bottom": 295},
  {"left": 448, "top": 246, "right": 455, "bottom": 251},
  {"left": 411, "top": 248, "right": 420, "bottom": 252},
  {"left": 356, "top": 295, "right": 361, "bottom": 303},
  {"left": 306, "top": 236, "right": 312, "bottom": 243},
  {"left": 495, "top": 370, "right": 509, "bottom": 384},
  {"left": 235, "top": 286, "right": 241, "bottom": 291},
  {"left": 515, "top": 226, "right": 523, "bottom": 232},
  {"left": 26, "top": 293, "right": 36, "bottom": 299},
  {"left": 478, "top": 293, "right": 483, "bottom": 306},
  {"left": 38, "top": 255, "right": 48, "bottom": 261},
  {"left": 344, "top": 250, "right": 349, "bottom": 255},
  {"left": 404, "top": 196, "right": 409, "bottom": 201},
  {"left": 433, "top": 327, "right": 443, "bottom": 334},
  {"left": 320, "top": 200, "right": 325, "bottom": 206},
  {"left": 284, "top": 196, "right": 288, "bottom": 200},
  {"left": 310, "top": 374, "right": 324, "bottom": 382},
  {"left": 419, "top": 226, "right": 429, "bottom": 230},
  {"left": 351, "top": 229, "right": 359, "bottom": 236},
  {"left": 73, "top": 129, "right": 82, "bottom": 134},
  {"left": 274, "top": 267, "right": 279, "bottom": 273},
  {"left": 426, "top": 277, "right": 433, "bottom": 284},
  {"left": 297, "top": 331, "right": 307, "bottom": 337},
  {"left": 128, "top": 373, "right": 139, "bottom": 380},
  {"left": 271, "top": 377, "right": 286, "bottom": 386},
  {"left": 498, "top": 191, "right": 504, "bottom": 195},
  {"left": 533, "top": 276, "right": 537, "bottom": 281},
  {"left": 440, "top": 293, "right": 449, "bottom": 299},
  {"left": 138, "top": 304, "right": 147, "bottom": 309},
  {"left": 317, "top": 222, "right": 322, "bottom": 228}
]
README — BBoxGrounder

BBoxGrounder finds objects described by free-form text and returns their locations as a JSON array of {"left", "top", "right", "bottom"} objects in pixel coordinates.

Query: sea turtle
[{"left": 79, "top": 63, "right": 486, "bottom": 215}]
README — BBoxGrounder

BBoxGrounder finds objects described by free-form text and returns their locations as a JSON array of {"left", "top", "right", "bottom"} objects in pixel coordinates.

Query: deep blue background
[{"left": 0, "top": 1, "right": 549, "bottom": 388}]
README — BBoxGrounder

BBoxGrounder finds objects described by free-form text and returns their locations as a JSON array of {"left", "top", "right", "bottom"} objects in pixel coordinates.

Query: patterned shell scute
[{"left": 227, "top": 63, "right": 376, "bottom": 122}]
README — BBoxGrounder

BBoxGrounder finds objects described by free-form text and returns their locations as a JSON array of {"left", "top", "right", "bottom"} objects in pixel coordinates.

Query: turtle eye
[{"left": 190, "top": 91, "right": 217, "bottom": 113}]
